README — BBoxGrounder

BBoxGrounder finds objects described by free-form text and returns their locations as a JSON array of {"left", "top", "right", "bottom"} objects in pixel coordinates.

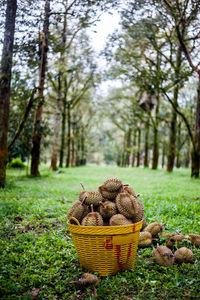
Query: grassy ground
[{"left": 0, "top": 165, "right": 200, "bottom": 299}]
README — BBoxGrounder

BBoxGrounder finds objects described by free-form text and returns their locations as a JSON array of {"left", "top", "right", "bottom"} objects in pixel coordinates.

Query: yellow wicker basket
[{"left": 68, "top": 217, "right": 143, "bottom": 276}]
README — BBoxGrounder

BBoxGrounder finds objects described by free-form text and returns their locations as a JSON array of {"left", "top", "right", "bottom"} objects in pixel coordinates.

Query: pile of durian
[
  {"left": 138, "top": 221, "right": 200, "bottom": 266},
  {"left": 67, "top": 177, "right": 145, "bottom": 227}
]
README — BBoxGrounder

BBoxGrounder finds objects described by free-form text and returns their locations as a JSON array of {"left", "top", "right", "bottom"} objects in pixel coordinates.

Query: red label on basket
[
  {"left": 104, "top": 237, "right": 113, "bottom": 250},
  {"left": 132, "top": 224, "right": 135, "bottom": 232}
]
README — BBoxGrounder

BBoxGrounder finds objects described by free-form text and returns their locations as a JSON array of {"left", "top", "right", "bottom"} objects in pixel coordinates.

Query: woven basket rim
[{"left": 68, "top": 218, "right": 143, "bottom": 235}]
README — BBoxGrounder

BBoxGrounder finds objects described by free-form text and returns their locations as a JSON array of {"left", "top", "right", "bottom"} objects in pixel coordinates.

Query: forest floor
[{"left": 0, "top": 165, "right": 200, "bottom": 299}]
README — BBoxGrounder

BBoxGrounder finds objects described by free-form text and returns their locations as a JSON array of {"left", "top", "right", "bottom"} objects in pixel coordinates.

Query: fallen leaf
[{"left": 31, "top": 288, "right": 40, "bottom": 296}]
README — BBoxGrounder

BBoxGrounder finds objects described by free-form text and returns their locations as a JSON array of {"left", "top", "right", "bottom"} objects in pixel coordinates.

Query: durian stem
[
  {"left": 80, "top": 183, "right": 85, "bottom": 191},
  {"left": 161, "top": 223, "right": 166, "bottom": 227},
  {"left": 91, "top": 204, "right": 94, "bottom": 213},
  {"left": 136, "top": 193, "right": 140, "bottom": 198},
  {"left": 81, "top": 196, "right": 87, "bottom": 205},
  {"left": 69, "top": 281, "right": 78, "bottom": 284}
]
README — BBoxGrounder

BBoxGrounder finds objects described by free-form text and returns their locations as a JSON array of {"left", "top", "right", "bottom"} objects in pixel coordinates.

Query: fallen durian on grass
[
  {"left": 144, "top": 222, "right": 165, "bottom": 238},
  {"left": 70, "top": 273, "right": 100, "bottom": 287},
  {"left": 166, "top": 233, "right": 187, "bottom": 248},
  {"left": 153, "top": 244, "right": 174, "bottom": 267},
  {"left": 109, "top": 214, "right": 132, "bottom": 226},
  {"left": 138, "top": 232, "right": 152, "bottom": 248},
  {"left": 81, "top": 204, "right": 103, "bottom": 226},
  {"left": 188, "top": 234, "right": 200, "bottom": 248},
  {"left": 174, "top": 247, "right": 194, "bottom": 263}
]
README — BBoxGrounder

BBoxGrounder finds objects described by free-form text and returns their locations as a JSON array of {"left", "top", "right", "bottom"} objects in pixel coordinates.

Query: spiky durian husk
[
  {"left": 98, "top": 201, "right": 117, "bottom": 219},
  {"left": 174, "top": 247, "right": 194, "bottom": 263},
  {"left": 67, "top": 201, "right": 89, "bottom": 222},
  {"left": 188, "top": 234, "right": 200, "bottom": 248},
  {"left": 109, "top": 214, "right": 132, "bottom": 226},
  {"left": 132, "top": 201, "right": 144, "bottom": 223},
  {"left": 78, "top": 190, "right": 88, "bottom": 202},
  {"left": 166, "top": 234, "right": 186, "bottom": 248},
  {"left": 123, "top": 185, "right": 136, "bottom": 197},
  {"left": 84, "top": 190, "right": 103, "bottom": 206},
  {"left": 138, "top": 232, "right": 152, "bottom": 248},
  {"left": 98, "top": 185, "right": 119, "bottom": 200},
  {"left": 103, "top": 177, "right": 122, "bottom": 192},
  {"left": 144, "top": 222, "right": 165, "bottom": 238},
  {"left": 153, "top": 245, "right": 174, "bottom": 267},
  {"left": 81, "top": 211, "right": 103, "bottom": 226},
  {"left": 116, "top": 192, "right": 138, "bottom": 218},
  {"left": 141, "top": 218, "right": 147, "bottom": 231}
]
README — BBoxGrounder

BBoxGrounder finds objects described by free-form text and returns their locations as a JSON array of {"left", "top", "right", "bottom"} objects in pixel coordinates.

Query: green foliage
[
  {"left": 7, "top": 158, "right": 26, "bottom": 169},
  {"left": 0, "top": 166, "right": 200, "bottom": 299}
]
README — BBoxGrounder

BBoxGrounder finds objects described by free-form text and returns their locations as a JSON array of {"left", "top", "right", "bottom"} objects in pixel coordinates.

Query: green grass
[{"left": 0, "top": 165, "right": 200, "bottom": 299}]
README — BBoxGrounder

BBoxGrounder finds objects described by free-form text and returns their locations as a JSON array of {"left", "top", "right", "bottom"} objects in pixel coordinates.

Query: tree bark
[
  {"left": 65, "top": 103, "right": 71, "bottom": 167},
  {"left": 191, "top": 74, "right": 200, "bottom": 177},
  {"left": 144, "top": 121, "right": 149, "bottom": 167},
  {"left": 50, "top": 73, "right": 62, "bottom": 170},
  {"left": 31, "top": 0, "right": 50, "bottom": 176},
  {"left": 185, "top": 137, "right": 190, "bottom": 168},
  {"left": 59, "top": 95, "right": 66, "bottom": 167},
  {"left": 162, "top": 142, "right": 166, "bottom": 169},
  {"left": 176, "top": 122, "right": 181, "bottom": 168},
  {"left": 0, "top": 0, "right": 17, "bottom": 187},
  {"left": 152, "top": 125, "right": 159, "bottom": 169},
  {"left": 131, "top": 130, "right": 136, "bottom": 167},
  {"left": 125, "top": 128, "right": 131, "bottom": 166},
  {"left": 136, "top": 127, "right": 141, "bottom": 167},
  {"left": 167, "top": 46, "right": 182, "bottom": 172}
]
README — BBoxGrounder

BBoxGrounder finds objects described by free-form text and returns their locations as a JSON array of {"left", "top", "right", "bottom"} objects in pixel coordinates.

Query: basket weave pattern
[{"left": 68, "top": 218, "right": 142, "bottom": 276}]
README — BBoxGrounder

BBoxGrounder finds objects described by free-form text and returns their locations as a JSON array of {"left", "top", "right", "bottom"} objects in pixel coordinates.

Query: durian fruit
[
  {"left": 78, "top": 183, "right": 88, "bottom": 202},
  {"left": 70, "top": 273, "right": 100, "bottom": 287},
  {"left": 67, "top": 200, "right": 89, "bottom": 223},
  {"left": 79, "top": 183, "right": 103, "bottom": 207},
  {"left": 174, "top": 247, "right": 194, "bottom": 263},
  {"left": 123, "top": 184, "right": 136, "bottom": 197},
  {"left": 132, "top": 201, "right": 144, "bottom": 223},
  {"left": 103, "top": 177, "right": 122, "bottom": 192},
  {"left": 144, "top": 222, "right": 165, "bottom": 238},
  {"left": 188, "top": 234, "right": 200, "bottom": 248},
  {"left": 141, "top": 218, "right": 147, "bottom": 231},
  {"left": 138, "top": 232, "right": 152, "bottom": 248},
  {"left": 161, "top": 232, "right": 174, "bottom": 239},
  {"left": 116, "top": 191, "right": 138, "bottom": 218},
  {"left": 109, "top": 214, "right": 133, "bottom": 226},
  {"left": 81, "top": 204, "right": 103, "bottom": 226},
  {"left": 153, "top": 244, "right": 174, "bottom": 267},
  {"left": 98, "top": 201, "right": 117, "bottom": 219},
  {"left": 98, "top": 184, "right": 119, "bottom": 200},
  {"left": 166, "top": 234, "right": 186, "bottom": 248}
]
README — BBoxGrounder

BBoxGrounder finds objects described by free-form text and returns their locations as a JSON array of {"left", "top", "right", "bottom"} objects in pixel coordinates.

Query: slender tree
[{"left": 0, "top": 0, "right": 17, "bottom": 187}]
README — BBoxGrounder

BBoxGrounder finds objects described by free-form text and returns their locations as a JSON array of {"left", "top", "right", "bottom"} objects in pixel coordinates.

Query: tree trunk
[
  {"left": 176, "top": 122, "right": 181, "bottom": 168},
  {"left": 50, "top": 73, "right": 62, "bottom": 170},
  {"left": 0, "top": 0, "right": 17, "bottom": 187},
  {"left": 59, "top": 96, "right": 66, "bottom": 167},
  {"left": 144, "top": 121, "right": 149, "bottom": 167},
  {"left": 152, "top": 126, "right": 159, "bottom": 169},
  {"left": 136, "top": 127, "right": 141, "bottom": 167},
  {"left": 191, "top": 74, "right": 200, "bottom": 177},
  {"left": 125, "top": 128, "right": 131, "bottom": 166},
  {"left": 65, "top": 104, "right": 71, "bottom": 167},
  {"left": 131, "top": 130, "right": 136, "bottom": 167},
  {"left": 31, "top": 0, "right": 50, "bottom": 176},
  {"left": 162, "top": 142, "right": 166, "bottom": 169},
  {"left": 185, "top": 138, "right": 190, "bottom": 168},
  {"left": 80, "top": 127, "right": 86, "bottom": 165},
  {"left": 167, "top": 46, "right": 182, "bottom": 172}
]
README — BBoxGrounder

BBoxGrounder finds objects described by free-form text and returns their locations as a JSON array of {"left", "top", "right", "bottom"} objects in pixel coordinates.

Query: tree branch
[{"left": 8, "top": 87, "right": 38, "bottom": 150}]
